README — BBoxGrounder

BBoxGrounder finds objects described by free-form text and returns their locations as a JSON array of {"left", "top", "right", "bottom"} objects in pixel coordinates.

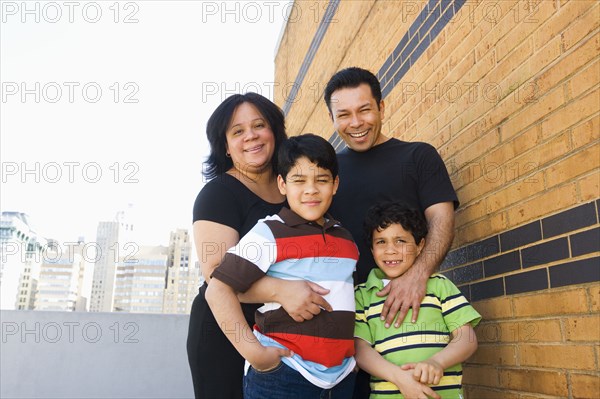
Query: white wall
[{"left": 1, "top": 310, "right": 194, "bottom": 398}]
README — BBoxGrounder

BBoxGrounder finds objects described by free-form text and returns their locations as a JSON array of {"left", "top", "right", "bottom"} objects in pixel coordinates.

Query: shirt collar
[
  {"left": 277, "top": 206, "right": 340, "bottom": 230},
  {"left": 365, "top": 267, "right": 390, "bottom": 290}
]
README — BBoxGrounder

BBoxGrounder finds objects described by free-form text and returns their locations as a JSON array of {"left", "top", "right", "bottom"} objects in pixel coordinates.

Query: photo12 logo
[
  {"left": 1, "top": 82, "right": 140, "bottom": 104},
  {"left": 1, "top": 2, "right": 140, "bottom": 24},
  {"left": 1, "top": 161, "right": 140, "bottom": 184}
]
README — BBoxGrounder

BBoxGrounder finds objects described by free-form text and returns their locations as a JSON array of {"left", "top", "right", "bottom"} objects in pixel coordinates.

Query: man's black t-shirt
[{"left": 330, "top": 138, "right": 459, "bottom": 284}]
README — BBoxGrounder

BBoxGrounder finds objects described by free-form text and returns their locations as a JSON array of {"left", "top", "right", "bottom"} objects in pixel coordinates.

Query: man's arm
[
  {"left": 378, "top": 201, "right": 455, "bottom": 326},
  {"left": 205, "top": 278, "right": 290, "bottom": 371},
  {"left": 354, "top": 338, "right": 441, "bottom": 399}
]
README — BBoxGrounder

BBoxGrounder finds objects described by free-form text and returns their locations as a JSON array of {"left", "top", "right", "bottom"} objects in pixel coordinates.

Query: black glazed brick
[
  {"left": 500, "top": 221, "right": 542, "bottom": 252},
  {"left": 521, "top": 237, "right": 570, "bottom": 268},
  {"left": 570, "top": 227, "right": 600, "bottom": 257},
  {"left": 451, "top": 262, "right": 484, "bottom": 285},
  {"left": 471, "top": 278, "right": 504, "bottom": 301},
  {"left": 550, "top": 257, "right": 600, "bottom": 288},
  {"left": 542, "top": 202, "right": 597, "bottom": 238},
  {"left": 505, "top": 268, "right": 548, "bottom": 295},
  {"left": 458, "top": 284, "right": 471, "bottom": 301},
  {"left": 484, "top": 251, "right": 521, "bottom": 277},
  {"left": 441, "top": 236, "right": 500, "bottom": 269}
]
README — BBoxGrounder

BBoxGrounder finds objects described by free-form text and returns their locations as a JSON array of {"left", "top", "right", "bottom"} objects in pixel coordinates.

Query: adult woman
[{"left": 187, "top": 93, "right": 288, "bottom": 398}]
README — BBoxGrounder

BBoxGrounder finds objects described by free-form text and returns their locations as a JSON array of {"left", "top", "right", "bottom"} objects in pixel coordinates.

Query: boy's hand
[
  {"left": 402, "top": 360, "right": 444, "bottom": 385},
  {"left": 248, "top": 345, "right": 292, "bottom": 372},
  {"left": 390, "top": 368, "right": 441, "bottom": 399}
]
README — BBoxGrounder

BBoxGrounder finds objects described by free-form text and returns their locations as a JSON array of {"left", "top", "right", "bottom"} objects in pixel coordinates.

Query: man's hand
[
  {"left": 277, "top": 280, "right": 332, "bottom": 322},
  {"left": 389, "top": 367, "right": 441, "bottom": 399},
  {"left": 376, "top": 263, "right": 428, "bottom": 327},
  {"left": 402, "top": 359, "right": 444, "bottom": 385}
]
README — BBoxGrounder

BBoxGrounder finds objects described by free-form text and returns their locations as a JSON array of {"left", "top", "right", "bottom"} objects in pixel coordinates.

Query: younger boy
[
  {"left": 206, "top": 134, "right": 359, "bottom": 399},
  {"left": 354, "top": 202, "right": 481, "bottom": 399}
]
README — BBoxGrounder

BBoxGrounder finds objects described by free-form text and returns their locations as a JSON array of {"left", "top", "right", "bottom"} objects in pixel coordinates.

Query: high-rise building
[
  {"left": 35, "top": 239, "right": 90, "bottom": 312},
  {"left": 89, "top": 205, "right": 136, "bottom": 312},
  {"left": 0, "top": 212, "right": 45, "bottom": 310},
  {"left": 114, "top": 245, "right": 168, "bottom": 314},
  {"left": 162, "top": 229, "right": 199, "bottom": 314}
]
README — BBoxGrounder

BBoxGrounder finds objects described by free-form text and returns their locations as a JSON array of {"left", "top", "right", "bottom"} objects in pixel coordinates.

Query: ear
[
  {"left": 277, "top": 175, "right": 287, "bottom": 195},
  {"left": 332, "top": 175, "right": 340, "bottom": 195},
  {"left": 379, "top": 100, "right": 385, "bottom": 120},
  {"left": 416, "top": 238, "right": 425, "bottom": 256}
]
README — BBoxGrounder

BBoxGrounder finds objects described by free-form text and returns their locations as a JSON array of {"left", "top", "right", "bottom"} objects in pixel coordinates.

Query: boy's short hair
[
  {"left": 324, "top": 67, "right": 382, "bottom": 114},
  {"left": 364, "top": 202, "right": 428, "bottom": 246},
  {"left": 277, "top": 133, "right": 338, "bottom": 179}
]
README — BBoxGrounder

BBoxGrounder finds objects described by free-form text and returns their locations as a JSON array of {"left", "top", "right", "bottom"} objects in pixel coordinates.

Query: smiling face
[
  {"left": 371, "top": 223, "right": 425, "bottom": 279},
  {"left": 277, "top": 157, "right": 339, "bottom": 226},
  {"left": 329, "top": 83, "right": 386, "bottom": 152},
  {"left": 225, "top": 102, "right": 275, "bottom": 176}
]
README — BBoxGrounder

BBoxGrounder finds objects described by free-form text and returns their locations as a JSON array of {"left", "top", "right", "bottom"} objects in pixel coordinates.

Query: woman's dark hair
[
  {"left": 277, "top": 134, "right": 338, "bottom": 179},
  {"left": 324, "top": 67, "right": 382, "bottom": 114},
  {"left": 203, "top": 92, "right": 286, "bottom": 180},
  {"left": 364, "top": 202, "right": 428, "bottom": 247}
]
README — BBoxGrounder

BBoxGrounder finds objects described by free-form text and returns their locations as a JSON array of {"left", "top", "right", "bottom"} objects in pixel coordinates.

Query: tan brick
[
  {"left": 502, "top": 85, "right": 565, "bottom": 140},
  {"left": 561, "top": 2, "right": 600, "bottom": 51},
  {"left": 474, "top": 0, "right": 520, "bottom": 60},
  {"left": 478, "top": 319, "right": 563, "bottom": 344},
  {"left": 506, "top": 181, "right": 578, "bottom": 227},
  {"left": 499, "top": 368, "right": 568, "bottom": 396},
  {"left": 471, "top": 296, "right": 513, "bottom": 320},
  {"left": 520, "top": 344, "right": 596, "bottom": 370},
  {"left": 571, "top": 373, "right": 600, "bottom": 399},
  {"left": 546, "top": 143, "right": 600, "bottom": 188},
  {"left": 534, "top": 0, "right": 592, "bottom": 49},
  {"left": 453, "top": 129, "right": 501, "bottom": 172},
  {"left": 535, "top": 34, "right": 600, "bottom": 97},
  {"left": 572, "top": 116, "right": 600, "bottom": 148},
  {"left": 578, "top": 170, "right": 600, "bottom": 202},
  {"left": 463, "top": 385, "right": 519, "bottom": 399},
  {"left": 570, "top": 61, "right": 600, "bottom": 103},
  {"left": 590, "top": 285, "right": 600, "bottom": 312},
  {"left": 513, "top": 288, "right": 589, "bottom": 317},
  {"left": 497, "top": 0, "right": 556, "bottom": 61},
  {"left": 528, "top": 34, "right": 562, "bottom": 74},
  {"left": 457, "top": 211, "right": 508, "bottom": 245},
  {"left": 542, "top": 88, "right": 600, "bottom": 140},
  {"left": 462, "top": 365, "right": 500, "bottom": 388},
  {"left": 468, "top": 344, "right": 517, "bottom": 366},
  {"left": 485, "top": 171, "right": 545, "bottom": 214},
  {"left": 566, "top": 315, "right": 600, "bottom": 342}
]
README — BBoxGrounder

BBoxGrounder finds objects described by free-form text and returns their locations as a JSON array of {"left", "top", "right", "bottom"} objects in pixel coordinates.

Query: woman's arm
[{"left": 193, "top": 220, "right": 239, "bottom": 282}]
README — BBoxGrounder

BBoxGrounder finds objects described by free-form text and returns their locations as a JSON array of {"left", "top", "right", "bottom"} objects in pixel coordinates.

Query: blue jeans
[{"left": 244, "top": 362, "right": 356, "bottom": 399}]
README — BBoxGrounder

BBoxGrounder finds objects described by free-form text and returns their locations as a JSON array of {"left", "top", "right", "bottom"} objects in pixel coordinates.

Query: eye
[
  {"left": 374, "top": 239, "right": 385, "bottom": 245},
  {"left": 317, "top": 178, "right": 331, "bottom": 183},
  {"left": 254, "top": 123, "right": 265, "bottom": 129}
]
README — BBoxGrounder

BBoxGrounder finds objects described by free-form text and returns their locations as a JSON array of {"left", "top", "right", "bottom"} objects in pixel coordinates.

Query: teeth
[{"left": 348, "top": 130, "right": 368, "bottom": 138}]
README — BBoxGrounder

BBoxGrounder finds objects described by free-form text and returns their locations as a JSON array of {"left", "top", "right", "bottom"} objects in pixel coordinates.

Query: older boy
[
  {"left": 355, "top": 202, "right": 480, "bottom": 399},
  {"left": 206, "top": 134, "right": 358, "bottom": 399}
]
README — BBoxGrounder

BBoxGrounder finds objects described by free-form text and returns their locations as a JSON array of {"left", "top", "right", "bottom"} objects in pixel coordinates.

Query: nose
[
  {"left": 244, "top": 128, "right": 259, "bottom": 140},
  {"left": 349, "top": 112, "right": 362, "bottom": 128},
  {"left": 303, "top": 180, "right": 318, "bottom": 195},
  {"left": 384, "top": 243, "right": 397, "bottom": 254}
]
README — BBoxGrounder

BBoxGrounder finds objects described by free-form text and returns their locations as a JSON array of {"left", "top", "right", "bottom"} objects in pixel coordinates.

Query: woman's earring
[{"left": 226, "top": 152, "right": 231, "bottom": 158}]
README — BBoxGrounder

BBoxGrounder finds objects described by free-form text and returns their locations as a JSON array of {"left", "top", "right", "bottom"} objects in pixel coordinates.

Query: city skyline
[{"left": 1, "top": 1, "right": 291, "bottom": 249}]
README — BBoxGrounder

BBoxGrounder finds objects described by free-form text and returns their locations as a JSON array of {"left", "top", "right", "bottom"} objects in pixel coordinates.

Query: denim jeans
[{"left": 244, "top": 362, "right": 356, "bottom": 399}]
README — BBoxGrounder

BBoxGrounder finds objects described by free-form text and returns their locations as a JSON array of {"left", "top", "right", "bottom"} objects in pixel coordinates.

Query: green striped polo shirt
[{"left": 355, "top": 269, "right": 481, "bottom": 399}]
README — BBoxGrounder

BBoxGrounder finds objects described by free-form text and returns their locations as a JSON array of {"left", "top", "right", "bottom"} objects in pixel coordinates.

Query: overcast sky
[{"left": 1, "top": 1, "right": 291, "bottom": 252}]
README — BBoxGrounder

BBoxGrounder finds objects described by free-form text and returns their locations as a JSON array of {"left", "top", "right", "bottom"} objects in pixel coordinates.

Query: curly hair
[{"left": 363, "top": 202, "right": 428, "bottom": 247}]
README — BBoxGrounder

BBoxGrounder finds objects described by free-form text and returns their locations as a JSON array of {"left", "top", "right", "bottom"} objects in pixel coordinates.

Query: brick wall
[{"left": 274, "top": 0, "right": 599, "bottom": 397}]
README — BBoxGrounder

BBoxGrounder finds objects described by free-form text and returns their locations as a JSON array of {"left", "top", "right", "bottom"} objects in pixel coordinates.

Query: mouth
[
  {"left": 383, "top": 260, "right": 402, "bottom": 266},
  {"left": 302, "top": 201, "right": 321, "bottom": 206},
  {"left": 347, "top": 130, "right": 369, "bottom": 139},
  {"left": 244, "top": 144, "right": 264, "bottom": 153}
]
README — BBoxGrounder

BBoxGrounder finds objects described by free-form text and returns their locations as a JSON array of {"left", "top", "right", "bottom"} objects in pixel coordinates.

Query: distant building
[
  {"left": 162, "top": 229, "right": 199, "bottom": 314},
  {"left": 35, "top": 239, "right": 89, "bottom": 312},
  {"left": 0, "top": 212, "right": 45, "bottom": 310},
  {"left": 114, "top": 245, "right": 168, "bottom": 314},
  {"left": 90, "top": 206, "right": 135, "bottom": 312}
]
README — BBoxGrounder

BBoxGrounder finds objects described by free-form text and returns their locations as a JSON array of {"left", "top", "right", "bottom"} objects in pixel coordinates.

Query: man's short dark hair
[
  {"left": 324, "top": 67, "right": 382, "bottom": 113},
  {"left": 278, "top": 134, "right": 338, "bottom": 179},
  {"left": 364, "top": 202, "right": 428, "bottom": 247},
  {"left": 204, "top": 92, "right": 287, "bottom": 180}
]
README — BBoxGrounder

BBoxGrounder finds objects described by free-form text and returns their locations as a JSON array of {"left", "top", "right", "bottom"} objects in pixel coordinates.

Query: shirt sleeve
[
  {"left": 210, "top": 221, "right": 277, "bottom": 293},
  {"left": 435, "top": 277, "right": 481, "bottom": 332},
  {"left": 354, "top": 287, "right": 374, "bottom": 344},
  {"left": 192, "top": 179, "right": 243, "bottom": 230},
  {"left": 415, "top": 143, "right": 459, "bottom": 210}
]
